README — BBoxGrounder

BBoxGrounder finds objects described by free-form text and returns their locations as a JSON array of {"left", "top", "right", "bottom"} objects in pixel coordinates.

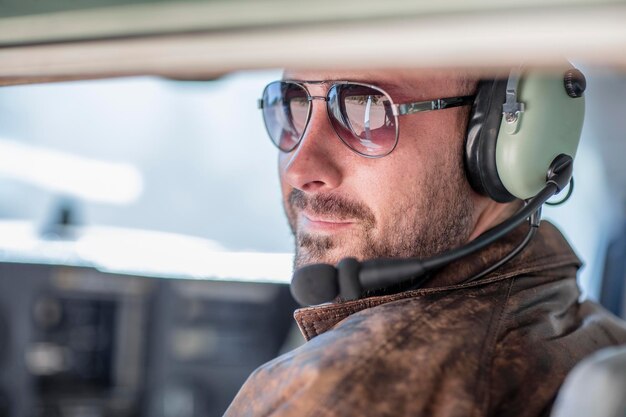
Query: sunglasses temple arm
[{"left": 396, "top": 95, "right": 476, "bottom": 116}]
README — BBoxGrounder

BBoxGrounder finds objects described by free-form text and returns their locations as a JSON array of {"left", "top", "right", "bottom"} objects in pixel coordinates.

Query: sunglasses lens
[
  {"left": 261, "top": 82, "right": 310, "bottom": 152},
  {"left": 328, "top": 84, "right": 397, "bottom": 157}
]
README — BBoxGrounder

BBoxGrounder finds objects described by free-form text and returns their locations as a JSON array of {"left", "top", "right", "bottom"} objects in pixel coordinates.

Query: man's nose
[{"left": 280, "top": 99, "right": 344, "bottom": 193}]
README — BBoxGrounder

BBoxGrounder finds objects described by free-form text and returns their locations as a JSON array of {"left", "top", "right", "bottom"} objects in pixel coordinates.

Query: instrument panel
[{"left": 0, "top": 262, "right": 298, "bottom": 417}]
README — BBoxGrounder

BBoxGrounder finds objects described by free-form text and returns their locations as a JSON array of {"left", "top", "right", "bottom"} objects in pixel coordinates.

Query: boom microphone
[{"left": 290, "top": 155, "right": 573, "bottom": 306}]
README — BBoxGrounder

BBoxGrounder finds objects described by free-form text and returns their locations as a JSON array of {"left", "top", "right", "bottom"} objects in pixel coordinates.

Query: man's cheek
[{"left": 283, "top": 200, "right": 298, "bottom": 235}]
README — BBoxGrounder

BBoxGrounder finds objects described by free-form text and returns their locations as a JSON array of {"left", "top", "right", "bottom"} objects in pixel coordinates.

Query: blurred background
[
  {"left": 1, "top": 0, "right": 626, "bottom": 416},
  {"left": 0, "top": 71, "right": 303, "bottom": 417}
]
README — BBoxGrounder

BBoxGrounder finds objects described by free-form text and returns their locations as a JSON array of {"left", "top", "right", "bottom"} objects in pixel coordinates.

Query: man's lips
[{"left": 300, "top": 211, "right": 355, "bottom": 232}]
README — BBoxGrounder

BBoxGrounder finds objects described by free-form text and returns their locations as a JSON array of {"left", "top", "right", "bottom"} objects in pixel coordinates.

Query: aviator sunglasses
[{"left": 258, "top": 80, "right": 476, "bottom": 158}]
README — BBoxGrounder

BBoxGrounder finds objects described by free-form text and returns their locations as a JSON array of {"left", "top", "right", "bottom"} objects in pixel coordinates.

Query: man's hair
[{"left": 455, "top": 75, "right": 479, "bottom": 133}]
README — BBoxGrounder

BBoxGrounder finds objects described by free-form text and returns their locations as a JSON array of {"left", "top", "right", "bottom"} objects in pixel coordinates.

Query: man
[{"left": 225, "top": 69, "right": 626, "bottom": 416}]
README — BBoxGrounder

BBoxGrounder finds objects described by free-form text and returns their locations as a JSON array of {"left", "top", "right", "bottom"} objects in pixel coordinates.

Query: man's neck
[{"left": 469, "top": 199, "right": 523, "bottom": 241}]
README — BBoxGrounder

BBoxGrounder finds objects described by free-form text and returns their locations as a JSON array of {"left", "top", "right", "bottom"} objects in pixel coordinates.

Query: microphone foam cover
[{"left": 290, "top": 263, "right": 339, "bottom": 306}]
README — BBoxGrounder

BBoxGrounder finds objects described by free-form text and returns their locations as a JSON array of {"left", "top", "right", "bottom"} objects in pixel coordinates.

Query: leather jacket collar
[{"left": 294, "top": 221, "right": 581, "bottom": 341}]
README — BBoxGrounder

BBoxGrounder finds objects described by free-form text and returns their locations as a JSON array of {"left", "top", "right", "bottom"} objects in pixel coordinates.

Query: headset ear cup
[{"left": 464, "top": 79, "right": 516, "bottom": 203}]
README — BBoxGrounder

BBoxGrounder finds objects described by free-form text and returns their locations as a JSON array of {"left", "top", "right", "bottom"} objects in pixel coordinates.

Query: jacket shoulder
[
  {"left": 486, "top": 275, "right": 626, "bottom": 417},
  {"left": 226, "top": 280, "right": 513, "bottom": 417}
]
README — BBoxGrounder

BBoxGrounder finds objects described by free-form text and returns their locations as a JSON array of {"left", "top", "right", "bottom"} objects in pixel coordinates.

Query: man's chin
[
  {"left": 294, "top": 246, "right": 362, "bottom": 270},
  {"left": 293, "top": 231, "right": 373, "bottom": 269}
]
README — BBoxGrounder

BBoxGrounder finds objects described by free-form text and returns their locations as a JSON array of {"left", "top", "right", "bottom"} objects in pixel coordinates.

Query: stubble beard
[{"left": 285, "top": 163, "right": 475, "bottom": 271}]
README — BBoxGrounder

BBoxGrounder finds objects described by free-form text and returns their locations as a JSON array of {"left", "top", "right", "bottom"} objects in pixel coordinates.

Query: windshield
[{"left": 0, "top": 69, "right": 620, "bottom": 294}]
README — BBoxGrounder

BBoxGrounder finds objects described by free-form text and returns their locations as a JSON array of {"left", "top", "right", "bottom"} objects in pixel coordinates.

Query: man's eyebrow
[
  {"left": 282, "top": 78, "right": 421, "bottom": 102},
  {"left": 372, "top": 82, "right": 414, "bottom": 102},
  {"left": 357, "top": 80, "right": 424, "bottom": 103}
]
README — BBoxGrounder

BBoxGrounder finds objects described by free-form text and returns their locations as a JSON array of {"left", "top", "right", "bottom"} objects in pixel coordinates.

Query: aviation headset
[
  {"left": 465, "top": 66, "right": 586, "bottom": 202},
  {"left": 291, "top": 65, "right": 587, "bottom": 306}
]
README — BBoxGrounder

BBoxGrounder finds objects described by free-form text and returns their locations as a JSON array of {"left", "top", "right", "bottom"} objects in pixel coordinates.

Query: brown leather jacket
[{"left": 225, "top": 222, "right": 626, "bottom": 417}]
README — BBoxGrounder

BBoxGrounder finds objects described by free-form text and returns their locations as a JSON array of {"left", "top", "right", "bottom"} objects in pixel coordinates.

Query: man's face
[{"left": 279, "top": 69, "right": 479, "bottom": 269}]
